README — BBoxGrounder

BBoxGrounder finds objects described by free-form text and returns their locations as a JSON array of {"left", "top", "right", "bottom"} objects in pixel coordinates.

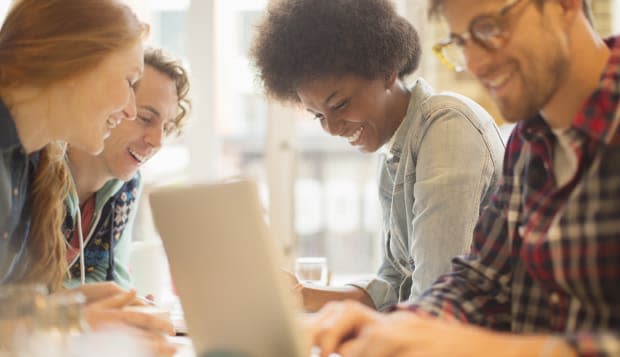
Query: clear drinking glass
[
  {"left": 294, "top": 257, "right": 328, "bottom": 286},
  {"left": 0, "top": 283, "right": 48, "bottom": 356},
  {"left": 20, "top": 291, "right": 89, "bottom": 357}
]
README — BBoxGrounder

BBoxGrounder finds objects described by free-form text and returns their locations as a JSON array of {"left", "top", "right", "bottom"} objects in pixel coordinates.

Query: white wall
[{"left": 614, "top": 0, "right": 620, "bottom": 33}]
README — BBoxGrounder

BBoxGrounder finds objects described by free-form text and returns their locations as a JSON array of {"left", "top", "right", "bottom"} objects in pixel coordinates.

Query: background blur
[{"left": 1, "top": 0, "right": 618, "bottom": 285}]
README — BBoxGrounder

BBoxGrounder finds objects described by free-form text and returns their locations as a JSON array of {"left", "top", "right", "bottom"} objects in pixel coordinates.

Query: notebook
[{"left": 149, "top": 179, "right": 308, "bottom": 357}]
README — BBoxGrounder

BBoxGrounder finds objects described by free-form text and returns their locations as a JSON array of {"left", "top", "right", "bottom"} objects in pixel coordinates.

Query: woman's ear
[{"left": 384, "top": 72, "right": 398, "bottom": 89}]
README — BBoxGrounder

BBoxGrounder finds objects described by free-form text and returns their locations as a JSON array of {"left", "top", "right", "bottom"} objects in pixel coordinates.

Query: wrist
[{"left": 539, "top": 337, "right": 576, "bottom": 357}]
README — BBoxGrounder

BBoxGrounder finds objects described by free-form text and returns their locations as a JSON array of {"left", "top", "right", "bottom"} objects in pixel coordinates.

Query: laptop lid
[{"left": 149, "top": 179, "right": 307, "bottom": 357}]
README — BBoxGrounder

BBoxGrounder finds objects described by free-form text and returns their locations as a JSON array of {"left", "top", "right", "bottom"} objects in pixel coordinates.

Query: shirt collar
[
  {"left": 0, "top": 97, "right": 21, "bottom": 150},
  {"left": 386, "top": 78, "right": 434, "bottom": 157},
  {"left": 571, "top": 36, "right": 620, "bottom": 144},
  {"left": 520, "top": 36, "right": 620, "bottom": 144}
]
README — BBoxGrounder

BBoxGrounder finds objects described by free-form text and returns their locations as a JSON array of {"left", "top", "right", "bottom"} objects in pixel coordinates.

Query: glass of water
[
  {"left": 294, "top": 257, "right": 328, "bottom": 286},
  {"left": 0, "top": 283, "right": 48, "bottom": 355}
]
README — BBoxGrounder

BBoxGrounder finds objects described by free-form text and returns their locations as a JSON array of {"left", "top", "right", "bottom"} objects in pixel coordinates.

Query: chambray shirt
[
  {"left": 352, "top": 78, "right": 505, "bottom": 310},
  {"left": 0, "top": 98, "right": 36, "bottom": 285},
  {"left": 407, "top": 37, "right": 620, "bottom": 356}
]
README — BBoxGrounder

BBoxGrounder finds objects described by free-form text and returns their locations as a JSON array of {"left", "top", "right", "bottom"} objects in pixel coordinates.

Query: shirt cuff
[{"left": 348, "top": 277, "right": 398, "bottom": 311}]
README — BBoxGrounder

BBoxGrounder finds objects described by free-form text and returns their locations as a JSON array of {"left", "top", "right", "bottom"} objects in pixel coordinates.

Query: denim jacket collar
[
  {"left": 0, "top": 98, "right": 21, "bottom": 150},
  {"left": 388, "top": 78, "right": 434, "bottom": 161}
]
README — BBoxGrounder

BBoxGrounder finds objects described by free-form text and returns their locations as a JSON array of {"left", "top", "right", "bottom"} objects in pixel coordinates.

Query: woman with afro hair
[{"left": 251, "top": 0, "right": 505, "bottom": 312}]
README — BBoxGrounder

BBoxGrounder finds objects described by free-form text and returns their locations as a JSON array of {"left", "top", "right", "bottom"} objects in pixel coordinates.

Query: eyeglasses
[{"left": 432, "top": 0, "right": 531, "bottom": 72}]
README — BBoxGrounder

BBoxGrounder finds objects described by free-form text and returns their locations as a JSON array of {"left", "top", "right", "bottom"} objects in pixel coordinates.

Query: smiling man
[
  {"left": 307, "top": 0, "right": 620, "bottom": 356},
  {"left": 63, "top": 48, "right": 190, "bottom": 289}
]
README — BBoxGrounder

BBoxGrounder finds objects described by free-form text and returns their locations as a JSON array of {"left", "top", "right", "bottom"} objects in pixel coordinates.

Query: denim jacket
[
  {"left": 0, "top": 98, "right": 37, "bottom": 285},
  {"left": 351, "top": 79, "right": 505, "bottom": 310}
]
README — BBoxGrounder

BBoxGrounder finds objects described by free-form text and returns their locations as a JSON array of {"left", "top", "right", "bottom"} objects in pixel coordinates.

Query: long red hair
[{"left": 0, "top": 0, "right": 148, "bottom": 291}]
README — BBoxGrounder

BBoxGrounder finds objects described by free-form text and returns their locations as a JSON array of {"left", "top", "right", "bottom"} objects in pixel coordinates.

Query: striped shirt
[{"left": 405, "top": 36, "right": 620, "bottom": 356}]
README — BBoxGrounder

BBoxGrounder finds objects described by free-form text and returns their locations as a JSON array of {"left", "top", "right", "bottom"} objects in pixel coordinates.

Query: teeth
[
  {"left": 106, "top": 117, "right": 123, "bottom": 129},
  {"left": 487, "top": 72, "right": 511, "bottom": 89},
  {"left": 106, "top": 117, "right": 118, "bottom": 129},
  {"left": 128, "top": 148, "right": 146, "bottom": 163},
  {"left": 347, "top": 127, "right": 363, "bottom": 143}
]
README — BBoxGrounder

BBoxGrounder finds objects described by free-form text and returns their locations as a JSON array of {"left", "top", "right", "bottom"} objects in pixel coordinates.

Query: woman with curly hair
[{"left": 251, "top": 0, "right": 505, "bottom": 312}]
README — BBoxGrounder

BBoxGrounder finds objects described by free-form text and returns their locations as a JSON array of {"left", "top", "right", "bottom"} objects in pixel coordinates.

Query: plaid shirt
[{"left": 405, "top": 36, "right": 620, "bottom": 356}]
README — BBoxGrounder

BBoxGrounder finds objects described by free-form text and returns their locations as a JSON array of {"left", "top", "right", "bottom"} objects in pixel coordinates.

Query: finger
[
  {"left": 149, "top": 338, "right": 178, "bottom": 357},
  {"left": 131, "top": 295, "right": 156, "bottom": 306},
  {"left": 280, "top": 268, "right": 300, "bottom": 286},
  {"left": 134, "top": 330, "right": 178, "bottom": 356},
  {"left": 339, "top": 338, "right": 367, "bottom": 357},
  {"left": 120, "top": 325, "right": 178, "bottom": 357},
  {"left": 87, "top": 308, "right": 175, "bottom": 336},
  {"left": 339, "top": 323, "right": 401, "bottom": 357},
  {"left": 117, "top": 311, "right": 175, "bottom": 336},
  {"left": 310, "top": 302, "right": 378, "bottom": 357},
  {"left": 73, "top": 282, "right": 125, "bottom": 303},
  {"left": 88, "top": 290, "right": 136, "bottom": 309}
]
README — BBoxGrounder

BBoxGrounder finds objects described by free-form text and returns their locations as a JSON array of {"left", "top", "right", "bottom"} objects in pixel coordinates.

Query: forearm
[
  {"left": 406, "top": 252, "right": 512, "bottom": 328},
  {"left": 565, "top": 331, "right": 620, "bottom": 356},
  {"left": 496, "top": 334, "right": 577, "bottom": 357},
  {"left": 300, "top": 284, "right": 375, "bottom": 312}
]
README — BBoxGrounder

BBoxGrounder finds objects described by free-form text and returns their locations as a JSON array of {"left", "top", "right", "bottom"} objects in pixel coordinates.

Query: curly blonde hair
[{"left": 143, "top": 47, "right": 191, "bottom": 137}]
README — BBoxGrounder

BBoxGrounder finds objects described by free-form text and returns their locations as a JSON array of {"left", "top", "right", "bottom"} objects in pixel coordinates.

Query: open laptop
[{"left": 149, "top": 179, "right": 309, "bottom": 357}]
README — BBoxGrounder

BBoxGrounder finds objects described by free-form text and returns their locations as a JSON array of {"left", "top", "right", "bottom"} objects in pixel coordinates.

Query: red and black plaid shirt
[{"left": 406, "top": 36, "right": 620, "bottom": 356}]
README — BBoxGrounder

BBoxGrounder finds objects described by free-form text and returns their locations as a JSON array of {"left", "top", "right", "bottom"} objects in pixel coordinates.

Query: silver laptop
[{"left": 149, "top": 179, "right": 308, "bottom": 357}]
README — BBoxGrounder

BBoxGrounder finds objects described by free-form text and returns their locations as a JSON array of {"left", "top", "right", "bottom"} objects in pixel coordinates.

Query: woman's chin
[{"left": 79, "top": 141, "right": 105, "bottom": 156}]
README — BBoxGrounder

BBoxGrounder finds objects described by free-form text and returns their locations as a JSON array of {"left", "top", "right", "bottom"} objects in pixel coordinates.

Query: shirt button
[
  {"left": 12, "top": 188, "right": 18, "bottom": 196},
  {"left": 2, "top": 232, "right": 8, "bottom": 240},
  {"left": 549, "top": 292, "right": 560, "bottom": 305}
]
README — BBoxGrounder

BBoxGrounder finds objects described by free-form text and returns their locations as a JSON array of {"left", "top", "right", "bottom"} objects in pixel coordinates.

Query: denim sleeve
[
  {"left": 407, "top": 107, "right": 495, "bottom": 300},
  {"left": 349, "top": 251, "right": 402, "bottom": 311},
  {"left": 0, "top": 159, "right": 10, "bottom": 231},
  {"left": 0, "top": 156, "right": 12, "bottom": 282}
]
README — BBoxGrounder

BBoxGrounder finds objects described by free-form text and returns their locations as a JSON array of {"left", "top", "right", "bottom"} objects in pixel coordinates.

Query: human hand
[
  {"left": 334, "top": 311, "right": 480, "bottom": 357},
  {"left": 316, "top": 309, "right": 577, "bottom": 357},
  {"left": 281, "top": 268, "right": 301, "bottom": 289},
  {"left": 281, "top": 268, "right": 304, "bottom": 308},
  {"left": 304, "top": 300, "right": 383, "bottom": 357},
  {"left": 85, "top": 290, "right": 177, "bottom": 357},
  {"left": 68, "top": 282, "right": 149, "bottom": 306}
]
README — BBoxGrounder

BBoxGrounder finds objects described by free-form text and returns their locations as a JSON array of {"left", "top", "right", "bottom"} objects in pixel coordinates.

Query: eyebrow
[
  {"left": 304, "top": 89, "right": 341, "bottom": 114},
  {"left": 323, "top": 91, "right": 339, "bottom": 106},
  {"left": 140, "top": 105, "right": 161, "bottom": 117}
]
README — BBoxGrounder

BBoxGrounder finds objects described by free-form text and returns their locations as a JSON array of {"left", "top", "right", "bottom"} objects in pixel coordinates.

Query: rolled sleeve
[{"left": 349, "top": 258, "right": 402, "bottom": 311}]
